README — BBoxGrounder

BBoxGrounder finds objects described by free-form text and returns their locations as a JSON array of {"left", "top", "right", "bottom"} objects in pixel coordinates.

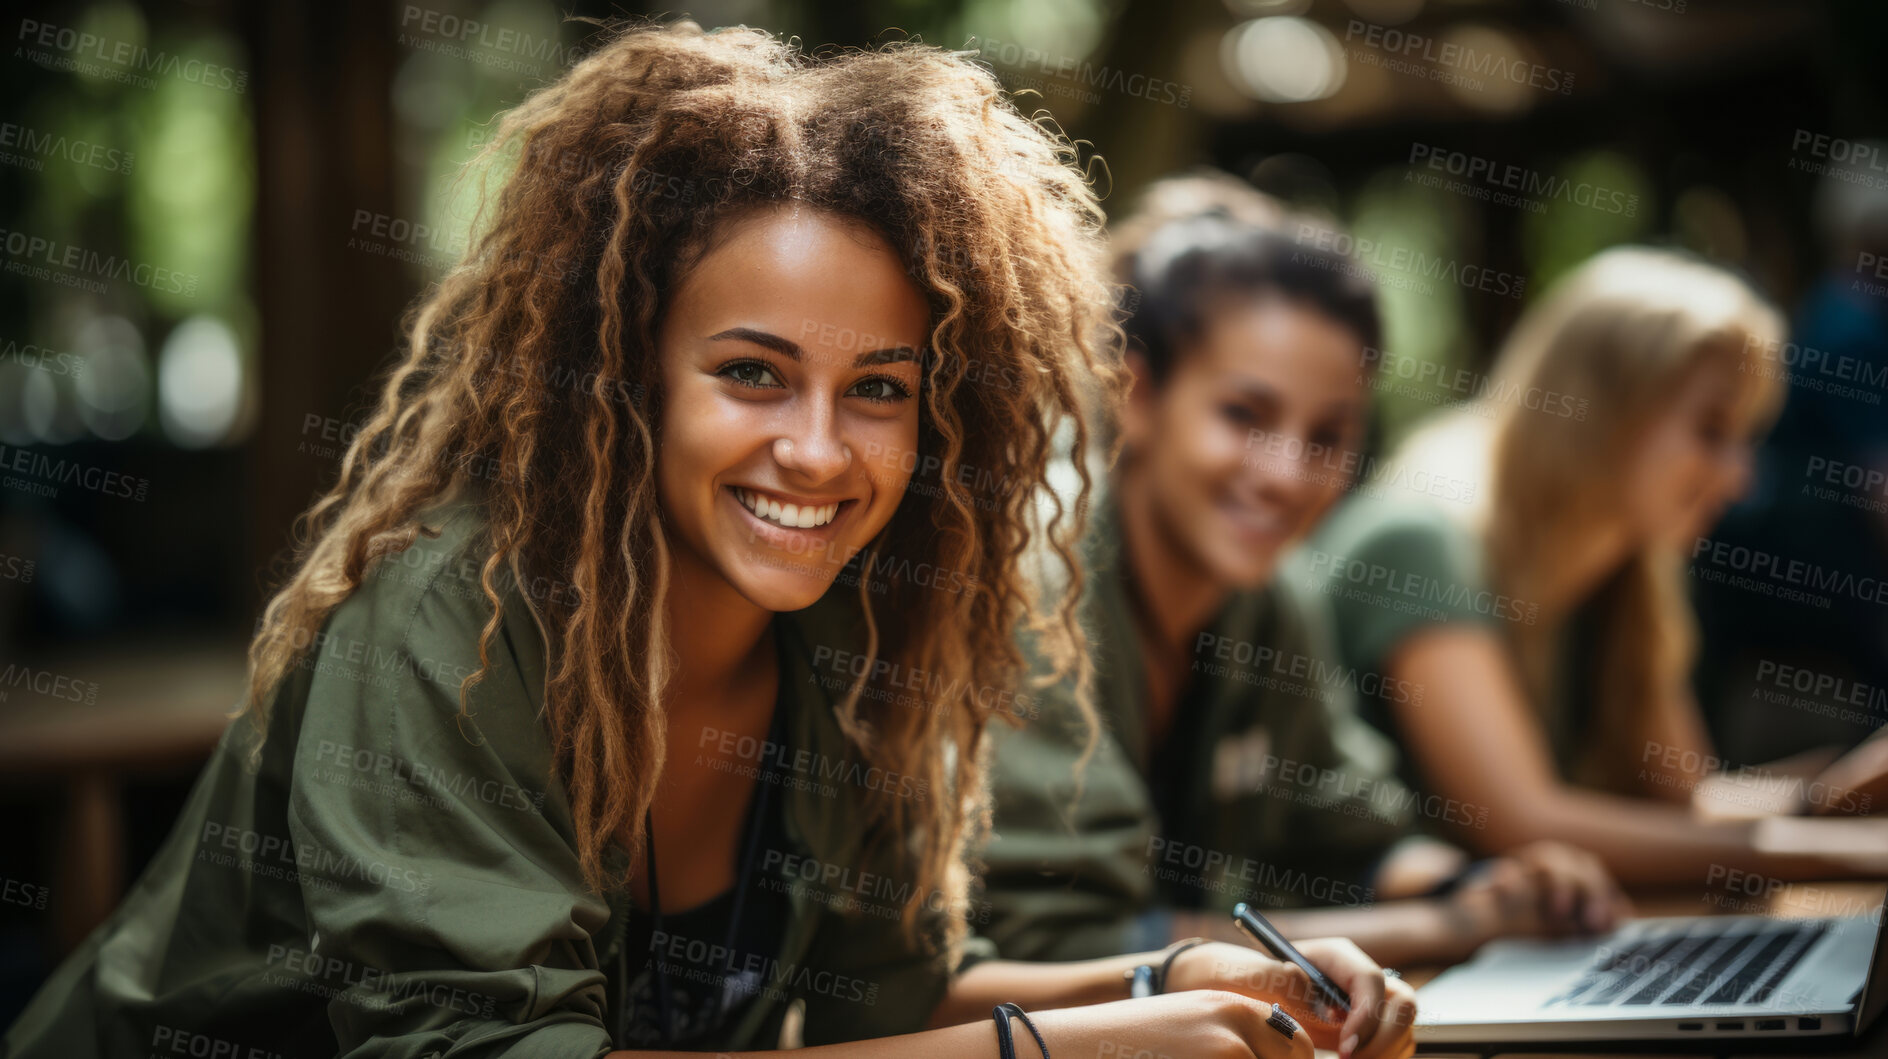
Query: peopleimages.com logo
[{"left": 1344, "top": 20, "right": 1574, "bottom": 96}]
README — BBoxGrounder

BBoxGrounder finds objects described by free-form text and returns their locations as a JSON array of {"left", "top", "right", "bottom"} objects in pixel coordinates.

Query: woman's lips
[
  {"left": 733, "top": 486, "right": 843, "bottom": 529},
  {"left": 724, "top": 486, "right": 856, "bottom": 551},
  {"left": 1220, "top": 496, "right": 1290, "bottom": 544}
]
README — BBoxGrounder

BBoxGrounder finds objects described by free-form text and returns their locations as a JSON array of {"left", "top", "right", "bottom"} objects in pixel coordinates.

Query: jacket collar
[{"left": 1085, "top": 485, "right": 1281, "bottom": 773}]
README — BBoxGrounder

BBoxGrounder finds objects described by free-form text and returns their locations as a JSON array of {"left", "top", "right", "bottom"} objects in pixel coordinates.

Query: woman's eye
[
  {"left": 1220, "top": 403, "right": 1257, "bottom": 425},
  {"left": 719, "top": 361, "right": 781, "bottom": 389},
  {"left": 849, "top": 376, "right": 914, "bottom": 404}
]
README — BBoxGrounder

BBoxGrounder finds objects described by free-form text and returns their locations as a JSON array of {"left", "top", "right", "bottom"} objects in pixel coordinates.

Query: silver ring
[
  {"left": 1267, "top": 1002, "right": 1299, "bottom": 1039},
  {"left": 1383, "top": 967, "right": 1403, "bottom": 980}
]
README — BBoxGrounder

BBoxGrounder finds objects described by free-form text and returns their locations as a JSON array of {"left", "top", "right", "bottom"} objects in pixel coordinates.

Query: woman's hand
[
  {"left": 1807, "top": 728, "right": 1888, "bottom": 816},
  {"left": 1438, "top": 841, "right": 1632, "bottom": 948},
  {"left": 1027, "top": 991, "right": 1317, "bottom": 1059},
  {"left": 1163, "top": 939, "right": 1417, "bottom": 1059},
  {"left": 1488, "top": 840, "right": 1633, "bottom": 934}
]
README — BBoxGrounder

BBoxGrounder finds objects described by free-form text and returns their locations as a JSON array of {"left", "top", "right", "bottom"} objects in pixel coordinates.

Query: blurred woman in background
[
  {"left": 1309, "top": 245, "right": 1888, "bottom": 886},
  {"left": 980, "top": 174, "right": 1630, "bottom": 976}
]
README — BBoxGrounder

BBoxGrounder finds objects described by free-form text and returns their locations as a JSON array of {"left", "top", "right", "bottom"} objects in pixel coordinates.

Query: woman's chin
[
  {"left": 1201, "top": 540, "right": 1282, "bottom": 592},
  {"left": 1224, "top": 561, "right": 1280, "bottom": 593},
  {"left": 725, "top": 561, "right": 845, "bottom": 614}
]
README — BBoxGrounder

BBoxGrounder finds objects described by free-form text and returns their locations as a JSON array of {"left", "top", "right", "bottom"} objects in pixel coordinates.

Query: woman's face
[
  {"left": 1621, "top": 357, "right": 1755, "bottom": 549},
  {"left": 655, "top": 203, "right": 930, "bottom": 614},
  {"left": 1122, "top": 298, "right": 1368, "bottom": 589}
]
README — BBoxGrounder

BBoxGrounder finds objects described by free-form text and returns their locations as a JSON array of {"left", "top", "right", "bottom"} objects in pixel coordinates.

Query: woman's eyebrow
[
  {"left": 708, "top": 326, "right": 918, "bottom": 368},
  {"left": 1226, "top": 377, "right": 1280, "bottom": 403},
  {"left": 854, "top": 346, "right": 920, "bottom": 367}
]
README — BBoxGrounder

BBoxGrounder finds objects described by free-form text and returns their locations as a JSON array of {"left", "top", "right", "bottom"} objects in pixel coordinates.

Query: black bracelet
[
  {"left": 1154, "top": 936, "right": 1209, "bottom": 994},
  {"left": 992, "top": 1002, "right": 1050, "bottom": 1059},
  {"left": 1423, "top": 857, "right": 1496, "bottom": 898}
]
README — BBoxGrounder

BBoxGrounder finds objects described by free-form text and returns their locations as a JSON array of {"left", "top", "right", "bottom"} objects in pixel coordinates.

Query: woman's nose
[
  {"left": 773, "top": 399, "right": 852, "bottom": 481},
  {"left": 1245, "top": 435, "right": 1324, "bottom": 507}
]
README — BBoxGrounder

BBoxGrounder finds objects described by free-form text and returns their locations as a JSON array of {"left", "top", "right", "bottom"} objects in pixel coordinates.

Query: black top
[
  {"left": 613, "top": 631, "right": 795, "bottom": 1050},
  {"left": 1147, "top": 638, "right": 1216, "bottom": 910},
  {"left": 616, "top": 851, "right": 789, "bottom": 1048}
]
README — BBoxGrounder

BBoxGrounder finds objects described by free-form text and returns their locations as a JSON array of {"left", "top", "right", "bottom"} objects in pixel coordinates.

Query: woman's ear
[{"left": 1119, "top": 349, "right": 1159, "bottom": 452}]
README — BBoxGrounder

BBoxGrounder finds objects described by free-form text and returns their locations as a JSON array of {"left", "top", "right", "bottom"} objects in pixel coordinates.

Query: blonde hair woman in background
[{"left": 1308, "top": 245, "right": 1888, "bottom": 887}]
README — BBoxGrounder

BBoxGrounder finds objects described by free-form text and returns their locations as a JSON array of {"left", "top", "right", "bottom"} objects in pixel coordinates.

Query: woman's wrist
[
  {"left": 1156, "top": 936, "right": 1209, "bottom": 993},
  {"left": 991, "top": 1002, "right": 1050, "bottom": 1059},
  {"left": 1143, "top": 937, "right": 1223, "bottom": 995},
  {"left": 1432, "top": 892, "right": 1499, "bottom": 960},
  {"left": 1123, "top": 935, "right": 1210, "bottom": 997}
]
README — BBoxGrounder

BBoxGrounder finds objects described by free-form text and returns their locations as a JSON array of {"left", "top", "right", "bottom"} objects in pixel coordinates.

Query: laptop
[{"left": 1414, "top": 890, "right": 1887, "bottom": 1045}]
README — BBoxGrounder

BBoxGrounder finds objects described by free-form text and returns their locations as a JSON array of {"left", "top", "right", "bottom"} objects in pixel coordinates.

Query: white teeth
[{"left": 734, "top": 488, "right": 839, "bottom": 529}]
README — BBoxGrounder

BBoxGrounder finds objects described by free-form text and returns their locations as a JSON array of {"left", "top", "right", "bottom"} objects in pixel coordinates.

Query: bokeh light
[
  {"left": 156, "top": 315, "right": 244, "bottom": 448},
  {"left": 1222, "top": 17, "right": 1348, "bottom": 104}
]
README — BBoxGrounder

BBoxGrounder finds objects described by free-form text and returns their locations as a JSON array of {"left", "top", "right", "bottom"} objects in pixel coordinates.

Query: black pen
[{"left": 1232, "top": 901, "right": 1353, "bottom": 1017}]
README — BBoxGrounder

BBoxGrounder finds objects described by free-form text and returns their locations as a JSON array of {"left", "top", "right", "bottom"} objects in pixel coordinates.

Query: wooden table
[{"left": 0, "top": 637, "right": 247, "bottom": 951}]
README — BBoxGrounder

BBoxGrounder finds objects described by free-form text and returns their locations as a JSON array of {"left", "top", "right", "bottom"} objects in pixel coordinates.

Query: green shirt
[
  {"left": 977, "top": 495, "right": 1416, "bottom": 962},
  {"left": 1301, "top": 492, "right": 1594, "bottom": 790},
  {"left": 5, "top": 501, "right": 955, "bottom": 1057}
]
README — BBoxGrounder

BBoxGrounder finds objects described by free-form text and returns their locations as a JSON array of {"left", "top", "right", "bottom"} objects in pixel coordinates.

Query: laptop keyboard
[{"left": 1548, "top": 920, "right": 1830, "bottom": 1008}]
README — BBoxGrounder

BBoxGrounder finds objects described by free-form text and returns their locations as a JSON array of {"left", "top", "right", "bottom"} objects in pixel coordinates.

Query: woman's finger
[
  {"left": 1353, "top": 979, "right": 1420, "bottom": 1059},
  {"left": 1482, "top": 856, "right": 1532, "bottom": 904},
  {"left": 1544, "top": 841, "right": 1628, "bottom": 932},
  {"left": 1535, "top": 848, "right": 1578, "bottom": 922},
  {"left": 1570, "top": 851, "right": 1617, "bottom": 930},
  {"left": 1234, "top": 993, "right": 1319, "bottom": 1059},
  {"left": 1296, "top": 938, "right": 1387, "bottom": 1059}
]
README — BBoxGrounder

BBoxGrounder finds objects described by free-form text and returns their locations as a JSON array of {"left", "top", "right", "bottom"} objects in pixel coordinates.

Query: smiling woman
[{"left": 2, "top": 17, "right": 1416, "bottom": 1059}]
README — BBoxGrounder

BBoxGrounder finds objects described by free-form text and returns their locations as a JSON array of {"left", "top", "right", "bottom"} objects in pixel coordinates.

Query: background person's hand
[
  {"left": 1165, "top": 938, "right": 1417, "bottom": 1059},
  {"left": 1807, "top": 727, "right": 1888, "bottom": 816},
  {"left": 1445, "top": 841, "right": 1632, "bottom": 943},
  {"left": 1503, "top": 839, "right": 1634, "bottom": 932}
]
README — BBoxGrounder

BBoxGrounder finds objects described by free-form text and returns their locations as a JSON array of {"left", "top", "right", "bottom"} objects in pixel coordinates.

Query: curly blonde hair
[{"left": 240, "top": 19, "right": 1126, "bottom": 953}]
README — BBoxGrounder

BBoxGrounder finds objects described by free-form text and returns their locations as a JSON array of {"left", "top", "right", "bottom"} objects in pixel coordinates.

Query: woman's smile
[
  {"left": 725, "top": 484, "right": 858, "bottom": 549},
  {"left": 732, "top": 485, "right": 846, "bottom": 528}
]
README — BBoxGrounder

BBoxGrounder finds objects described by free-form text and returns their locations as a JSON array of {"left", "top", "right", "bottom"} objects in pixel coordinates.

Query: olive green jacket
[
  {"left": 978, "top": 496, "right": 1417, "bottom": 962},
  {"left": 5, "top": 501, "right": 953, "bottom": 1057}
]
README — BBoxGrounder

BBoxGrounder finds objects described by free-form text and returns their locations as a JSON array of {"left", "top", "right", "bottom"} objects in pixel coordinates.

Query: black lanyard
[{"left": 616, "top": 623, "right": 789, "bottom": 1046}]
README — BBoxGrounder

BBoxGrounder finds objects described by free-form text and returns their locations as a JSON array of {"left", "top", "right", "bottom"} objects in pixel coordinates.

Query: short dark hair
[{"left": 1119, "top": 214, "right": 1382, "bottom": 383}]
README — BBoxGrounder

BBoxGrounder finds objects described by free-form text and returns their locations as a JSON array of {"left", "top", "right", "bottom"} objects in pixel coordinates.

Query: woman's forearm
[
  {"left": 1198, "top": 903, "right": 1471, "bottom": 969},
  {"left": 928, "top": 953, "right": 1149, "bottom": 1027},
  {"left": 1390, "top": 630, "right": 1886, "bottom": 886},
  {"left": 605, "top": 1021, "right": 999, "bottom": 1059},
  {"left": 1469, "top": 783, "right": 1852, "bottom": 885}
]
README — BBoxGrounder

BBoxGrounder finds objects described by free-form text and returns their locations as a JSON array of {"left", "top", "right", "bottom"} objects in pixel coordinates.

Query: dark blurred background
[{"left": 2, "top": 0, "right": 1885, "bottom": 1021}]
